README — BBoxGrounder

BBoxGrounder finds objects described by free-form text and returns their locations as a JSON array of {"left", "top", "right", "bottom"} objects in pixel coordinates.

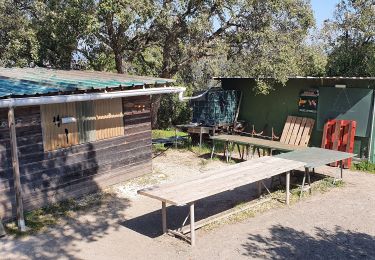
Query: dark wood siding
[{"left": 0, "top": 95, "right": 152, "bottom": 220}]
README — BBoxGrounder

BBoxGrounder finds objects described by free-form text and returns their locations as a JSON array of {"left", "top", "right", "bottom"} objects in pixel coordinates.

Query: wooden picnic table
[
  {"left": 138, "top": 156, "right": 305, "bottom": 246},
  {"left": 210, "top": 134, "right": 305, "bottom": 162}
]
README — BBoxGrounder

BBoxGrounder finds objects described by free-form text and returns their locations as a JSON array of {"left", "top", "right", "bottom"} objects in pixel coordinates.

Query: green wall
[{"left": 221, "top": 78, "right": 375, "bottom": 160}]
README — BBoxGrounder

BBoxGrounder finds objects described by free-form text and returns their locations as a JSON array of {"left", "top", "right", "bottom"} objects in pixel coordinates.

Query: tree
[
  {"left": 0, "top": 0, "right": 39, "bottom": 67},
  {"left": 225, "top": 0, "right": 318, "bottom": 94},
  {"left": 92, "top": 0, "right": 155, "bottom": 73},
  {"left": 31, "top": 0, "right": 96, "bottom": 69},
  {"left": 136, "top": 0, "right": 237, "bottom": 127},
  {"left": 323, "top": 0, "right": 375, "bottom": 76}
]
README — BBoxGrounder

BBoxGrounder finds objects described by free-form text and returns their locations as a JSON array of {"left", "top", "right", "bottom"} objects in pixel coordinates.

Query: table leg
[
  {"left": 189, "top": 202, "right": 195, "bottom": 246},
  {"left": 286, "top": 171, "right": 290, "bottom": 205},
  {"left": 210, "top": 141, "right": 216, "bottom": 160},
  {"left": 246, "top": 145, "right": 250, "bottom": 160},
  {"left": 199, "top": 128, "right": 203, "bottom": 148},
  {"left": 229, "top": 142, "right": 233, "bottom": 161},
  {"left": 307, "top": 168, "right": 312, "bottom": 195},
  {"left": 225, "top": 141, "right": 229, "bottom": 163},
  {"left": 300, "top": 170, "right": 307, "bottom": 199},
  {"left": 162, "top": 201, "right": 167, "bottom": 234},
  {"left": 340, "top": 160, "right": 343, "bottom": 180}
]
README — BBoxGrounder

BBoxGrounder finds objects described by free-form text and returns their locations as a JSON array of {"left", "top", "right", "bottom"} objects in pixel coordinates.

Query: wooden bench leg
[
  {"left": 286, "top": 171, "right": 290, "bottom": 205},
  {"left": 162, "top": 201, "right": 167, "bottom": 234},
  {"left": 189, "top": 202, "right": 195, "bottom": 246}
]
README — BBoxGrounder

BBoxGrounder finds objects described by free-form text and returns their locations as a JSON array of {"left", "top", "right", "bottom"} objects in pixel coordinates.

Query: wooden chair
[
  {"left": 230, "top": 116, "right": 315, "bottom": 160},
  {"left": 275, "top": 116, "right": 315, "bottom": 147}
]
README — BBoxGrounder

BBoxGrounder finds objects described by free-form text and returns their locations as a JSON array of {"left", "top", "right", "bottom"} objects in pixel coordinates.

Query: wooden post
[
  {"left": 162, "top": 201, "right": 167, "bottom": 234},
  {"left": 286, "top": 171, "right": 290, "bottom": 205},
  {"left": 8, "top": 107, "right": 27, "bottom": 232},
  {"left": 189, "top": 202, "right": 195, "bottom": 246}
]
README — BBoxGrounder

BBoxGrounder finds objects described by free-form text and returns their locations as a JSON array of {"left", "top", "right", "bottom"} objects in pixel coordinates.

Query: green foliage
[
  {"left": 352, "top": 161, "right": 375, "bottom": 174},
  {"left": 0, "top": 0, "right": 39, "bottom": 66},
  {"left": 32, "top": 0, "right": 96, "bottom": 69},
  {"left": 225, "top": 0, "right": 318, "bottom": 94},
  {"left": 152, "top": 129, "right": 187, "bottom": 139},
  {"left": 323, "top": 0, "right": 375, "bottom": 76},
  {"left": 157, "top": 94, "right": 192, "bottom": 129}
]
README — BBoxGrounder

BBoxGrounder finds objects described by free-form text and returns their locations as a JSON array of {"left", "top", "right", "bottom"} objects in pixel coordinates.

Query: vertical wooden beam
[
  {"left": 8, "top": 107, "right": 26, "bottom": 232},
  {"left": 189, "top": 202, "right": 195, "bottom": 246},
  {"left": 162, "top": 201, "right": 167, "bottom": 234},
  {"left": 286, "top": 171, "right": 290, "bottom": 205}
]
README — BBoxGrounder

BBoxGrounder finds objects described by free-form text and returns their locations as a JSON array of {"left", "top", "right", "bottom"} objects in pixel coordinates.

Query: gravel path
[{"left": 1, "top": 150, "right": 375, "bottom": 260}]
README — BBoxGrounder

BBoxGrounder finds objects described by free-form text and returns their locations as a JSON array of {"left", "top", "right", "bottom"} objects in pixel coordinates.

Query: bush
[
  {"left": 157, "top": 94, "right": 192, "bottom": 129},
  {"left": 353, "top": 161, "right": 375, "bottom": 174}
]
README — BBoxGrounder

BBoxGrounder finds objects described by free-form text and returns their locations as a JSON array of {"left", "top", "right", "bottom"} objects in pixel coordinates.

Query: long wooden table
[
  {"left": 138, "top": 156, "right": 305, "bottom": 246},
  {"left": 210, "top": 134, "right": 305, "bottom": 162}
]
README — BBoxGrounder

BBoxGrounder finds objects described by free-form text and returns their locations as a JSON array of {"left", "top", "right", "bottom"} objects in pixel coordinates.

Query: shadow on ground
[
  {"left": 123, "top": 171, "right": 328, "bottom": 239},
  {"left": 0, "top": 195, "right": 130, "bottom": 259},
  {"left": 242, "top": 224, "right": 375, "bottom": 259},
  {"left": 122, "top": 182, "right": 262, "bottom": 238}
]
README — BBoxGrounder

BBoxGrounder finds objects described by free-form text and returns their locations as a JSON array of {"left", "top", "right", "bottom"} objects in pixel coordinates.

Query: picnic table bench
[{"left": 138, "top": 156, "right": 305, "bottom": 246}]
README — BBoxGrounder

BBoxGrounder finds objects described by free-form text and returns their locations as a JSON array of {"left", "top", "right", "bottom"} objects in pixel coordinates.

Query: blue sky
[{"left": 310, "top": 0, "right": 341, "bottom": 28}]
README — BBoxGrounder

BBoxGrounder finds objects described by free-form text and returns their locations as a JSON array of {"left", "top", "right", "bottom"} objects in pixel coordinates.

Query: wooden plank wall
[{"left": 0, "top": 95, "right": 152, "bottom": 220}]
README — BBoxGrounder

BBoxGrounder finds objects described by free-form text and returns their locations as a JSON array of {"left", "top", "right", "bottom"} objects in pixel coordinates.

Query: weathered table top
[
  {"left": 275, "top": 147, "right": 356, "bottom": 168},
  {"left": 138, "top": 156, "right": 304, "bottom": 206},
  {"left": 211, "top": 134, "right": 305, "bottom": 152}
]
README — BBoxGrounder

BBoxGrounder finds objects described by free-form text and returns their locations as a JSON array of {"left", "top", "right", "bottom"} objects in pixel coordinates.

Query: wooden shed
[
  {"left": 0, "top": 68, "right": 184, "bottom": 228},
  {"left": 216, "top": 76, "right": 375, "bottom": 161}
]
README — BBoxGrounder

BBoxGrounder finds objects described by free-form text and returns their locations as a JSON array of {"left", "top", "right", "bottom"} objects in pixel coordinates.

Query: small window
[{"left": 40, "top": 98, "right": 124, "bottom": 151}]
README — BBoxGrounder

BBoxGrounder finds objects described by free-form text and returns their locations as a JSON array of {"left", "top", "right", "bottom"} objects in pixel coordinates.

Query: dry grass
[
  {"left": 5, "top": 193, "right": 111, "bottom": 237},
  {"left": 203, "top": 177, "right": 344, "bottom": 231}
]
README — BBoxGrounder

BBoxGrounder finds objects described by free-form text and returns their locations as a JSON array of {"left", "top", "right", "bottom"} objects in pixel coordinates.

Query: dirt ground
[{"left": 1, "top": 149, "right": 375, "bottom": 260}]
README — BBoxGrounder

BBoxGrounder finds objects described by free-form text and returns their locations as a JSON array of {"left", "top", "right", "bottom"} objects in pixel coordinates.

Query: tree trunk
[
  {"left": 151, "top": 68, "right": 172, "bottom": 129},
  {"left": 115, "top": 52, "right": 124, "bottom": 74},
  {"left": 151, "top": 94, "right": 162, "bottom": 129}
]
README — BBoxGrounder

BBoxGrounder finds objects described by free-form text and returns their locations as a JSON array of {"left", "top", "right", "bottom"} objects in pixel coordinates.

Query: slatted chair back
[{"left": 279, "top": 116, "right": 315, "bottom": 147}]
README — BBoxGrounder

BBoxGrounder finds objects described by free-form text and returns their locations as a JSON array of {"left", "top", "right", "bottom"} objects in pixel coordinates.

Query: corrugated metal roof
[
  {"left": 213, "top": 76, "right": 375, "bottom": 80},
  {"left": 0, "top": 68, "right": 175, "bottom": 98}
]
